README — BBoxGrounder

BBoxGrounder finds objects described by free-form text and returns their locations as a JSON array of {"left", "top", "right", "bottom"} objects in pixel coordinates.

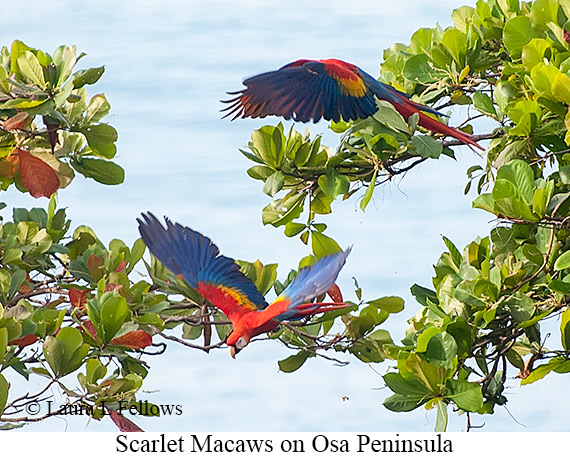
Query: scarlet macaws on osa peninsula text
[
  {"left": 138, "top": 213, "right": 351, "bottom": 357},
  {"left": 222, "top": 58, "right": 483, "bottom": 150}
]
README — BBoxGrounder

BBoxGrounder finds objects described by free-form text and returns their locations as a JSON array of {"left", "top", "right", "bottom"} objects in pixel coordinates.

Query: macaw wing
[
  {"left": 252, "top": 248, "right": 351, "bottom": 327},
  {"left": 222, "top": 59, "right": 378, "bottom": 123},
  {"left": 137, "top": 213, "right": 268, "bottom": 321}
]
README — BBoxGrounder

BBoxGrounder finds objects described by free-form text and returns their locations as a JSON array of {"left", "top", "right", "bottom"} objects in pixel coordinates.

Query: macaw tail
[
  {"left": 384, "top": 88, "right": 484, "bottom": 151},
  {"left": 292, "top": 301, "right": 353, "bottom": 318},
  {"left": 417, "top": 112, "right": 484, "bottom": 151}
]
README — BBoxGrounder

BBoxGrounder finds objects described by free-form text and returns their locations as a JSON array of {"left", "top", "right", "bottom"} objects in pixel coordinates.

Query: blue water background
[{"left": 1, "top": 0, "right": 569, "bottom": 432}]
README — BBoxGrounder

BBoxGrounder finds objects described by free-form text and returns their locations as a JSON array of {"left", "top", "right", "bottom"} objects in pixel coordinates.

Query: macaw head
[
  {"left": 225, "top": 317, "right": 279, "bottom": 357},
  {"left": 226, "top": 329, "right": 251, "bottom": 358}
]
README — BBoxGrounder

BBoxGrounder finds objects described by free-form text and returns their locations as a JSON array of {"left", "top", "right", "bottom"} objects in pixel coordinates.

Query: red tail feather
[
  {"left": 417, "top": 112, "right": 483, "bottom": 151},
  {"left": 295, "top": 302, "right": 352, "bottom": 317},
  {"left": 392, "top": 94, "right": 483, "bottom": 151}
]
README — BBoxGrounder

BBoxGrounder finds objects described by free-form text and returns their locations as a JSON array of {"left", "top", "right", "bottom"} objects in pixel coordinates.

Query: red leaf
[
  {"left": 81, "top": 319, "right": 98, "bottom": 340},
  {"left": 115, "top": 260, "right": 126, "bottom": 273},
  {"left": 8, "top": 334, "right": 39, "bottom": 348},
  {"left": 109, "top": 410, "right": 144, "bottom": 432},
  {"left": 69, "top": 287, "right": 88, "bottom": 310},
  {"left": 2, "top": 112, "right": 30, "bottom": 131},
  {"left": 17, "top": 149, "right": 60, "bottom": 198},
  {"left": 105, "top": 283, "right": 124, "bottom": 296},
  {"left": 327, "top": 283, "right": 343, "bottom": 303},
  {"left": 87, "top": 254, "right": 104, "bottom": 280},
  {"left": 110, "top": 330, "right": 152, "bottom": 349},
  {"left": 565, "top": 29, "right": 570, "bottom": 45}
]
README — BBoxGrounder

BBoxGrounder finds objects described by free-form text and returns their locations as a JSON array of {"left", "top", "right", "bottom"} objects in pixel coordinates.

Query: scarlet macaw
[
  {"left": 137, "top": 213, "right": 350, "bottom": 357},
  {"left": 222, "top": 58, "right": 483, "bottom": 150}
]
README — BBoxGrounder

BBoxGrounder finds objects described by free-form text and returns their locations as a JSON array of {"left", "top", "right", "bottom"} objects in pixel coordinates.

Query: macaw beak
[{"left": 229, "top": 346, "right": 237, "bottom": 358}]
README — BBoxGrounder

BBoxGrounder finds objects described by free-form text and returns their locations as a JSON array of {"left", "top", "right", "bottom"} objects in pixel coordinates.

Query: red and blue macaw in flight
[
  {"left": 222, "top": 58, "right": 483, "bottom": 150},
  {"left": 138, "top": 213, "right": 350, "bottom": 357}
]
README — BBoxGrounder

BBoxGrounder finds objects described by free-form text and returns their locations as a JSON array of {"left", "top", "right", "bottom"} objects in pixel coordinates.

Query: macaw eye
[{"left": 235, "top": 336, "right": 248, "bottom": 350}]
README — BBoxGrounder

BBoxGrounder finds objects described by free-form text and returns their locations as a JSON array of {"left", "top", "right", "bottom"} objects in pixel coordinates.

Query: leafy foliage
[
  {"left": 7, "top": 0, "right": 570, "bottom": 432},
  {"left": 236, "top": 0, "right": 570, "bottom": 432},
  {"left": 0, "top": 40, "right": 122, "bottom": 199},
  {"left": 0, "top": 41, "right": 404, "bottom": 429}
]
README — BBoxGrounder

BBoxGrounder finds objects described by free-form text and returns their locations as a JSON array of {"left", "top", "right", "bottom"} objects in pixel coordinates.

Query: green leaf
[
  {"left": 435, "top": 399, "right": 448, "bottom": 432},
  {"left": 79, "top": 124, "right": 117, "bottom": 158},
  {"left": 262, "top": 171, "right": 285, "bottom": 197},
  {"left": 445, "top": 379, "right": 483, "bottom": 412},
  {"left": 84, "top": 94, "right": 111, "bottom": 124},
  {"left": 53, "top": 45, "right": 77, "bottom": 86},
  {"left": 472, "top": 91, "right": 497, "bottom": 117},
  {"left": 250, "top": 125, "right": 284, "bottom": 168},
  {"left": 17, "top": 51, "right": 46, "bottom": 87},
  {"left": 554, "top": 251, "right": 570, "bottom": 271},
  {"left": 368, "top": 296, "right": 404, "bottom": 313},
  {"left": 552, "top": 73, "right": 570, "bottom": 105},
  {"left": 561, "top": 309, "right": 570, "bottom": 351},
  {"left": 261, "top": 192, "right": 305, "bottom": 227},
  {"left": 318, "top": 171, "right": 350, "bottom": 199},
  {"left": 472, "top": 193, "right": 494, "bottom": 213},
  {"left": 0, "top": 98, "right": 47, "bottom": 110},
  {"left": 452, "top": 6, "right": 476, "bottom": 33},
  {"left": 10, "top": 40, "right": 33, "bottom": 75},
  {"left": 284, "top": 222, "right": 306, "bottom": 238},
  {"left": 520, "top": 361, "right": 557, "bottom": 385},
  {"left": 530, "top": 0, "right": 558, "bottom": 30},
  {"left": 497, "top": 159, "right": 534, "bottom": 203},
  {"left": 100, "top": 293, "right": 130, "bottom": 342},
  {"left": 441, "top": 28, "right": 467, "bottom": 65},
  {"left": 0, "top": 374, "right": 8, "bottom": 416},
  {"left": 84, "top": 358, "right": 107, "bottom": 385},
  {"left": 405, "top": 354, "right": 449, "bottom": 394},
  {"left": 247, "top": 165, "right": 274, "bottom": 181},
  {"left": 278, "top": 351, "right": 311, "bottom": 373},
  {"left": 442, "top": 236, "right": 462, "bottom": 269},
  {"left": 504, "top": 292, "right": 535, "bottom": 322},
  {"left": 383, "top": 372, "right": 431, "bottom": 396},
  {"left": 425, "top": 332, "right": 458, "bottom": 367},
  {"left": 182, "top": 323, "right": 202, "bottom": 340},
  {"left": 73, "top": 66, "right": 105, "bottom": 89},
  {"left": 403, "top": 54, "right": 447, "bottom": 85},
  {"left": 522, "top": 39, "right": 551, "bottom": 71},
  {"left": 311, "top": 189, "right": 334, "bottom": 215},
  {"left": 55, "top": 327, "right": 89, "bottom": 375},
  {"left": 0, "top": 327, "right": 7, "bottom": 364},
  {"left": 311, "top": 231, "right": 342, "bottom": 258},
  {"left": 412, "top": 134, "right": 443, "bottom": 159},
  {"left": 384, "top": 393, "right": 429, "bottom": 412},
  {"left": 373, "top": 100, "right": 411, "bottom": 132},
  {"left": 43, "top": 336, "right": 65, "bottom": 376},
  {"left": 416, "top": 326, "right": 444, "bottom": 352},
  {"left": 503, "top": 16, "right": 535, "bottom": 59},
  {"left": 492, "top": 180, "right": 538, "bottom": 221},
  {"left": 71, "top": 157, "right": 124, "bottom": 185},
  {"left": 410, "top": 284, "right": 438, "bottom": 307},
  {"left": 360, "top": 169, "right": 377, "bottom": 212}
]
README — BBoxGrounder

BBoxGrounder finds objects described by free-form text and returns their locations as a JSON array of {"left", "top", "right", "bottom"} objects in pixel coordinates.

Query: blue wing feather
[
  {"left": 275, "top": 248, "right": 351, "bottom": 321},
  {"left": 137, "top": 212, "right": 269, "bottom": 310},
  {"left": 222, "top": 59, "right": 447, "bottom": 122}
]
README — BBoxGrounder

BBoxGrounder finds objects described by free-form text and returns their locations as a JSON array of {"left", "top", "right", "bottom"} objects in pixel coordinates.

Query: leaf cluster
[
  {"left": 237, "top": 0, "right": 570, "bottom": 432},
  {"left": 0, "top": 40, "right": 122, "bottom": 199}
]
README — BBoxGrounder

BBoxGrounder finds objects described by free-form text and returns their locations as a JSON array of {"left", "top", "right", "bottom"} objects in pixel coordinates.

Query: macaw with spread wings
[
  {"left": 138, "top": 212, "right": 351, "bottom": 357},
  {"left": 222, "top": 58, "right": 483, "bottom": 150}
]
